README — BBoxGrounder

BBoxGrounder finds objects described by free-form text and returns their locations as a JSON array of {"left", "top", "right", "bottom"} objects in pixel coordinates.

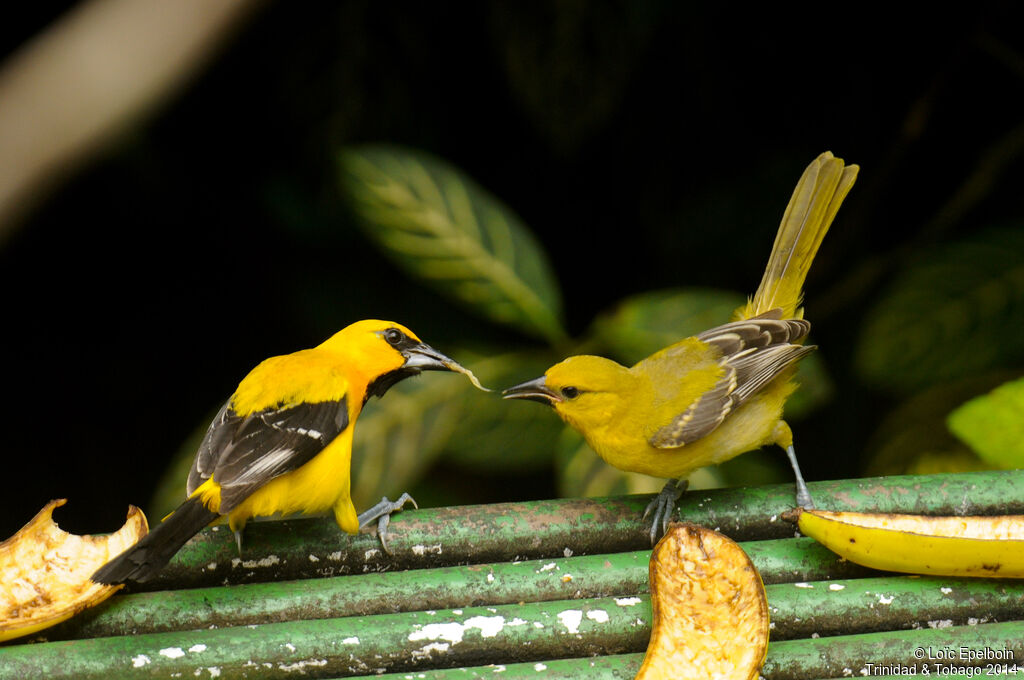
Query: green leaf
[
  {"left": 339, "top": 145, "right": 566, "bottom": 344},
  {"left": 856, "top": 227, "right": 1024, "bottom": 393},
  {"left": 861, "top": 373, "right": 1010, "bottom": 477},
  {"left": 588, "top": 287, "right": 833, "bottom": 418},
  {"left": 947, "top": 376, "right": 1024, "bottom": 469}
]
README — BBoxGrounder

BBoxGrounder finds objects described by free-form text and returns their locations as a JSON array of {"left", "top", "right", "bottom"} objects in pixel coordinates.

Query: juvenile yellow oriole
[
  {"left": 504, "top": 152, "right": 858, "bottom": 541},
  {"left": 93, "top": 320, "right": 473, "bottom": 584}
]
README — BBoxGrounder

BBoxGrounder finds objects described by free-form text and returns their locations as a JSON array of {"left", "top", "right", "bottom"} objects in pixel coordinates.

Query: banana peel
[
  {"left": 0, "top": 499, "right": 148, "bottom": 642},
  {"left": 790, "top": 508, "right": 1024, "bottom": 578},
  {"left": 636, "top": 523, "right": 769, "bottom": 680}
]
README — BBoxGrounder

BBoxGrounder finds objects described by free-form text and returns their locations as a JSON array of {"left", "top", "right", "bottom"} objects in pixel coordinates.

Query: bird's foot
[
  {"left": 642, "top": 479, "right": 688, "bottom": 545},
  {"left": 358, "top": 492, "right": 418, "bottom": 553}
]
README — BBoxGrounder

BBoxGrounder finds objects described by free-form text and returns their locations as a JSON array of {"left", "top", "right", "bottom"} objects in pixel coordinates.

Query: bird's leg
[
  {"left": 358, "top": 493, "right": 418, "bottom": 554},
  {"left": 643, "top": 478, "right": 688, "bottom": 545},
  {"left": 784, "top": 444, "right": 814, "bottom": 508},
  {"left": 228, "top": 516, "right": 247, "bottom": 556}
]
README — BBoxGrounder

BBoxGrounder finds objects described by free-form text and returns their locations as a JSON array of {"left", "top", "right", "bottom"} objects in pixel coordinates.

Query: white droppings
[
  {"left": 328, "top": 551, "right": 343, "bottom": 561},
  {"left": 615, "top": 597, "right": 641, "bottom": 606},
  {"left": 534, "top": 663, "right": 548, "bottom": 671},
  {"left": 408, "top": 616, "right": 509, "bottom": 646},
  {"left": 364, "top": 548, "right": 381, "bottom": 560},
  {"left": 189, "top": 644, "right": 207, "bottom": 653},
  {"left": 342, "top": 637, "right": 359, "bottom": 645},
  {"left": 131, "top": 655, "right": 151, "bottom": 668},
  {"left": 284, "top": 643, "right": 296, "bottom": 652},
  {"left": 587, "top": 609, "right": 610, "bottom": 623},
  {"left": 828, "top": 583, "right": 845, "bottom": 591},
  {"left": 452, "top": 609, "right": 463, "bottom": 615},
  {"left": 563, "top": 547, "right": 573, "bottom": 557},
  {"left": 538, "top": 562, "right": 557, "bottom": 572},
  {"left": 206, "top": 562, "right": 217, "bottom": 571},
  {"left": 412, "top": 544, "right": 443, "bottom": 556},
  {"left": 409, "top": 621, "right": 469, "bottom": 645},
  {"left": 558, "top": 609, "right": 583, "bottom": 634},
  {"left": 277, "top": 658, "right": 328, "bottom": 672},
  {"left": 794, "top": 582, "right": 813, "bottom": 589},
  {"left": 877, "top": 593, "right": 894, "bottom": 605},
  {"left": 928, "top": 619, "right": 954, "bottom": 629},
  {"left": 160, "top": 647, "right": 186, "bottom": 659},
  {"left": 208, "top": 669, "right": 222, "bottom": 678},
  {"left": 411, "top": 642, "right": 450, "bottom": 660},
  {"left": 231, "top": 555, "right": 281, "bottom": 569},
  {"left": 941, "top": 587, "right": 953, "bottom": 594},
  {"left": 308, "top": 554, "right": 319, "bottom": 562},
  {"left": 468, "top": 615, "right": 507, "bottom": 638}
]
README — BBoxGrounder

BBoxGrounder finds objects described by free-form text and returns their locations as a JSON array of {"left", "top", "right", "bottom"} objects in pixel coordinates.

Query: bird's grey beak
[
  {"left": 502, "top": 376, "right": 561, "bottom": 405},
  {"left": 402, "top": 342, "right": 459, "bottom": 372}
]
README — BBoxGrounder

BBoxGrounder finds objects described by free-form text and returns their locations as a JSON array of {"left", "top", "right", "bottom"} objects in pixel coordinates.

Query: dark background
[{"left": 2, "top": 2, "right": 1023, "bottom": 538}]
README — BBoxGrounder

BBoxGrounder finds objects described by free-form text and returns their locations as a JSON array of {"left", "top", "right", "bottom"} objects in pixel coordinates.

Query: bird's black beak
[
  {"left": 502, "top": 376, "right": 560, "bottom": 405},
  {"left": 401, "top": 342, "right": 459, "bottom": 372}
]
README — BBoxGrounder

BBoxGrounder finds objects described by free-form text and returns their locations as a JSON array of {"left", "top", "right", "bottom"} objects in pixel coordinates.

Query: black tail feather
[{"left": 91, "top": 496, "right": 218, "bottom": 584}]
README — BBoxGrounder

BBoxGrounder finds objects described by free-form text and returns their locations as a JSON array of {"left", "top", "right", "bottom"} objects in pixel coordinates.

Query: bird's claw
[
  {"left": 643, "top": 479, "right": 688, "bottom": 545},
  {"left": 357, "top": 492, "right": 418, "bottom": 554}
]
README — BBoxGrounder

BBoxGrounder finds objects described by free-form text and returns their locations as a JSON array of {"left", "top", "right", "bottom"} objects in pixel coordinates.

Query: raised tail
[
  {"left": 90, "top": 496, "right": 218, "bottom": 584},
  {"left": 735, "top": 151, "right": 858, "bottom": 321}
]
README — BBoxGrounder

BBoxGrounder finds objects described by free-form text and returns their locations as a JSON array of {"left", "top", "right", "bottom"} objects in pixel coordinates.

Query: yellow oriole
[
  {"left": 504, "top": 152, "right": 858, "bottom": 541},
  {"left": 93, "top": 320, "right": 474, "bottom": 584}
]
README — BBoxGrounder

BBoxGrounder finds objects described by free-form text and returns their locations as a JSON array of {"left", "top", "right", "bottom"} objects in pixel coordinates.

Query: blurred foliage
[
  {"left": 856, "top": 227, "right": 1024, "bottom": 393},
  {"left": 339, "top": 146, "right": 567, "bottom": 344},
  {"left": 947, "top": 376, "right": 1024, "bottom": 470}
]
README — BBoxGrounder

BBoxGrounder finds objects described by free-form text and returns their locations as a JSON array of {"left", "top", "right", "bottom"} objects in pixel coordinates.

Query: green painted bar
[
  {"left": 765, "top": 575, "right": 1024, "bottom": 641},
  {"left": 0, "top": 596, "right": 653, "bottom": 680},
  {"left": 56, "top": 551, "right": 651, "bottom": 639},
  {"left": 370, "top": 653, "right": 645, "bottom": 679},
  {"left": 10, "top": 576, "right": 1024, "bottom": 677},
  {"left": 54, "top": 537, "right": 876, "bottom": 640},
  {"left": 132, "top": 470, "right": 1024, "bottom": 591},
  {"left": 367, "top": 622, "right": 1024, "bottom": 680},
  {"left": 763, "top": 620, "right": 1024, "bottom": 680}
]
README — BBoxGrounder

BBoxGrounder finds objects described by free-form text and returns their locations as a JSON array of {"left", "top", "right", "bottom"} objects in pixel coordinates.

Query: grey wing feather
[
  {"left": 185, "top": 397, "right": 350, "bottom": 513},
  {"left": 187, "top": 399, "right": 238, "bottom": 496},
  {"left": 649, "top": 309, "right": 813, "bottom": 449}
]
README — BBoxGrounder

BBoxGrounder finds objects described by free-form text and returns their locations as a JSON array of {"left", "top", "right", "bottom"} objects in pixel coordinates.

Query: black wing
[
  {"left": 186, "top": 396, "right": 350, "bottom": 512},
  {"left": 649, "top": 310, "right": 813, "bottom": 449}
]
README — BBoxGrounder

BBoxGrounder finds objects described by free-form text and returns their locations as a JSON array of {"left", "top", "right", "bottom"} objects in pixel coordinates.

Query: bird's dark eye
[
  {"left": 383, "top": 328, "right": 404, "bottom": 346},
  {"left": 561, "top": 386, "right": 580, "bottom": 399}
]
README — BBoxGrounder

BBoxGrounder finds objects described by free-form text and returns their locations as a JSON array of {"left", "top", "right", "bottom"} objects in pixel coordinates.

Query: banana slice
[
  {"left": 791, "top": 508, "right": 1024, "bottom": 578},
  {"left": 636, "top": 523, "right": 769, "bottom": 680},
  {"left": 0, "top": 499, "right": 148, "bottom": 642}
]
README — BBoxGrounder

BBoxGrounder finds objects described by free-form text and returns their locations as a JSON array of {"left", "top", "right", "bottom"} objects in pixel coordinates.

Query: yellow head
[
  {"left": 503, "top": 355, "right": 635, "bottom": 434},
  {"left": 318, "top": 319, "right": 462, "bottom": 400}
]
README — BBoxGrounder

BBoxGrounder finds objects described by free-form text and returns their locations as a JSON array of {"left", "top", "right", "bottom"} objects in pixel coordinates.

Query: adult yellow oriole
[
  {"left": 504, "top": 152, "right": 858, "bottom": 541},
  {"left": 93, "top": 320, "right": 475, "bottom": 584}
]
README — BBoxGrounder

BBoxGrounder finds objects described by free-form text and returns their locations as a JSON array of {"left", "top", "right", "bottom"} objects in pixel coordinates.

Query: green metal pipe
[
  {"left": 10, "top": 578, "right": 1024, "bottom": 678},
  {"left": 134, "top": 470, "right": 1024, "bottom": 591},
  {"left": 53, "top": 537, "right": 877, "bottom": 640},
  {"left": 0, "top": 596, "right": 653, "bottom": 680}
]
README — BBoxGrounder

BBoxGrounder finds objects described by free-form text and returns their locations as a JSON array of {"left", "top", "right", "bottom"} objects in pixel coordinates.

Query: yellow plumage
[
  {"left": 505, "top": 152, "right": 858, "bottom": 539},
  {"left": 93, "top": 319, "right": 474, "bottom": 583}
]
